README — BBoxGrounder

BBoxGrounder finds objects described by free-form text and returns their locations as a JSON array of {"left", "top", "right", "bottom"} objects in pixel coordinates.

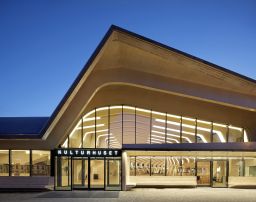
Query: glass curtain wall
[{"left": 62, "top": 105, "right": 248, "bottom": 148}]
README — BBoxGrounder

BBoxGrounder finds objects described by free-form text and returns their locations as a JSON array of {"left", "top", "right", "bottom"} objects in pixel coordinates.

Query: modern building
[{"left": 0, "top": 25, "right": 256, "bottom": 191}]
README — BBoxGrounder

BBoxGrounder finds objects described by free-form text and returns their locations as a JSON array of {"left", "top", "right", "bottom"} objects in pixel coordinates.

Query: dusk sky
[{"left": 0, "top": 0, "right": 255, "bottom": 117}]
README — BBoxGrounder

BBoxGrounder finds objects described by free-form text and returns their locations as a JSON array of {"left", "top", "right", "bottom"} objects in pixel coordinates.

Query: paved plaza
[{"left": 0, "top": 188, "right": 256, "bottom": 202}]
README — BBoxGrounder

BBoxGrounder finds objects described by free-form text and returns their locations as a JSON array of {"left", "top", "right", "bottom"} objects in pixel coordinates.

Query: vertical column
[
  {"left": 195, "top": 118, "right": 198, "bottom": 143},
  {"left": 180, "top": 116, "right": 183, "bottom": 143},
  {"left": 9, "top": 149, "right": 11, "bottom": 176},
  {"left": 211, "top": 121, "right": 213, "bottom": 143},
  {"left": 56, "top": 157, "right": 62, "bottom": 187},
  {"left": 226, "top": 160, "right": 229, "bottom": 187},
  {"left": 226, "top": 124, "right": 230, "bottom": 143},
  {"left": 30, "top": 149, "right": 32, "bottom": 176},
  {"left": 81, "top": 117, "right": 83, "bottom": 148},
  {"left": 210, "top": 160, "right": 213, "bottom": 187},
  {"left": 165, "top": 113, "right": 167, "bottom": 144},
  {"left": 150, "top": 110, "right": 152, "bottom": 144},
  {"left": 121, "top": 152, "right": 127, "bottom": 191},
  {"left": 165, "top": 157, "right": 167, "bottom": 176},
  {"left": 242, "top": 128, "right": 245, "bottom": 142},
  {"left": 122, "top": 105, "right": 124, "bottom": 146},
  {"left": 94, "top": 108, "right": 97, "bottom": 148},
  {"left": 135, "top": 107, "right": 137, "bottom": 144},
  {"left": 108, "top": 106, "right": 110, "bottom": 149},
  {"left": 50, "top": 150, "right": 55, "bottom": 177},
  {"left": 150, "top": 157, "right": 152, "bottom": 176}
]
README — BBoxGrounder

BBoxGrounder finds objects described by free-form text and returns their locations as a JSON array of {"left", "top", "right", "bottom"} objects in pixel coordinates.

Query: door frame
[
  {"left": 211, "top": 159, "right": 228, "bottom": 188},
  {"left": 71, "top": 157, "right": 105, "bottom": 190},
  {"left": 196, "top": 160, "right": 212, "bottom": 187},
  {"left": 71, "top": 157, "right": 89, "bottom": 190},
  {"left": 196, "top": 159, "right": 228, "bottom": 188}
]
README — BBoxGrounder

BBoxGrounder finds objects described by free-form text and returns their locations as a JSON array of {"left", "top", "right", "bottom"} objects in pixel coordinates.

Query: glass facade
[
  {"left": 128, "top": 151, "right": 256, "bottom": 188},
  {"left": 62, "top": 105, "right": 249, "bottom": 148},
  {"left": 0, "top": 150, "right": 50, "bottom": 177}
]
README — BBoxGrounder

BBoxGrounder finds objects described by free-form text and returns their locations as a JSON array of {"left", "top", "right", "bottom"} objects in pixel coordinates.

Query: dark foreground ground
[{"left": 0, "top": 188, "right": 256, "bottom": 202}]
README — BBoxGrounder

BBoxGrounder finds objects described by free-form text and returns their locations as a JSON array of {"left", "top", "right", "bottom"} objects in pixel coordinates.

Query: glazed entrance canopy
[{"left": 0, "top": 25, "right": 255, "bottom": 149}]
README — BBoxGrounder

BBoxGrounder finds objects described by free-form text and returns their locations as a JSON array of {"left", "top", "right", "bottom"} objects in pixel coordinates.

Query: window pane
[
  {"left": 166, "top": 157, "right": 181, "bottom": 176},
  {"left": 229, "top": 158, "right": 243, "bottom": 176},
  {"left": 109, "top": 107, "right": 122, "bottom": 148},
  {"left": 123, "top": 106, "right": 135, "bottom": 144},
  {"left": 32, "top": 150, "right": 50, "bottom": 176},
  {"left": 244, "top": 158, "right": 256, "bottom": 176},
  {"left": 136, "top": 108, "right": 151, "bottom": 144},
  {"left": 96, "top": 108, "right": 109, "bottom": 148},
  {"left": 136, "top": 156, "right": 150, "bottom": 176},
  {"left": 83, "top": 110, "right": 96, "bottom": 148},
  {"left": 151, "top": 112, "right": 166, "bottom": 144},
  {"left": 0, "top": 150, "right": 9, "bottom": 176},
  {"left": 11, "top": 150, "right": 30, "bottom": 176},
  {"left": 213, "top": 123, "right": 227, "bottom": 143},
  {"left": 69, "top": 119, "right": 82, "bottom": 148},
  {"left": 229, "top": 126, "right": 243, "bottom": 142},
  {"left": 197, "top": 120, "right": 212, "bottom": 143},
  {"left": 106, "top": 159, "right": 121, "bottom": 186},
  {"left": 182, "top": 157, "right": 195, "bottom": 176},
  {"left": 129, "top": 157, "right": 136, "bottom": 176},
  {"left": 151, "top": 156, "right": 165, "bottom": 176},
  {"left": 182, "top": 117, "right": 195, "bottom": 143},
  {"left": 166, "top": 114, "right": 181, "bottom": 143}
]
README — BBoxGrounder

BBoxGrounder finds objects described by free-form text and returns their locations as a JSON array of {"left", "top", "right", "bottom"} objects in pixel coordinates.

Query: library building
[{"left": 0, "top": 25, "right": 256, "bottom": 191}]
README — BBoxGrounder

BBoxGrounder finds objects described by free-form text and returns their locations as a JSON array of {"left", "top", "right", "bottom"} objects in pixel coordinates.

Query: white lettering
[{"left": 57, "top": 150, "right": 62, "bottom": 155}]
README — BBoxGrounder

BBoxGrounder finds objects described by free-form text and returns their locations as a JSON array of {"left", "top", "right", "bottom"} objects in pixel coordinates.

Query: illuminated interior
[{"left": 63, "top": 105, "right": 248, "bottom": 148}]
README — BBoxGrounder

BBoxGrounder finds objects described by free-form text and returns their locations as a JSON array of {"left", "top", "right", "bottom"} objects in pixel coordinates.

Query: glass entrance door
[
  {"left": 197, "top": 161, "right": 211, "bottom": 186},
  {"left": 105, "top": 158, "right": 121, "bottom": 190},
  {"left": 72, "top": 158, "right": 88, "bottom": 189},
  {"left": 90, "top": 158, "right": 105, "bottom": 189},
  {"left": 212, "top": 160, "right": 227, "bottom": 187}
]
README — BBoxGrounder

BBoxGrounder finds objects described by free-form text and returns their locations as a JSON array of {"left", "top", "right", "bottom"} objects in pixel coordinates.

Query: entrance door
[
  {"left": 90, "top": 159, "right": 105, "bottom": 189},
  {"left": 72, "top": 158, "right": 88, "bottom": 189},
  {"left": 212, "top": 160, "right": 227, "bottom": 187},
  {"left": 105, "top": 159, "right": 121, "bottom": 190},
  {"left": 197, "top": 161, "right": 211, "bottom": 186}
]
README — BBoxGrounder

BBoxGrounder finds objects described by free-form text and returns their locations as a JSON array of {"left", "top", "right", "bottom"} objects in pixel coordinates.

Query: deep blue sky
[{"left": 0, "top": 0, "right": 255, "bottom": 117}]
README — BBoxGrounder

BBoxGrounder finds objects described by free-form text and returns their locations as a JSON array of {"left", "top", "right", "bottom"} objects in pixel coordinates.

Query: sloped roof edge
[{"left": 2, "top": 25, "right": 254, "bottom": 139}]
